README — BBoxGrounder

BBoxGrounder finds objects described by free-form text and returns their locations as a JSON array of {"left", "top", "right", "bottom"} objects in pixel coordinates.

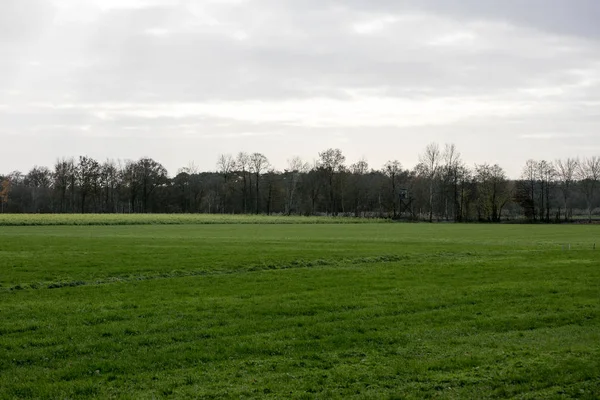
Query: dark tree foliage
[{"left": 1, "top": 148, "right": 598, "bottom": 222}]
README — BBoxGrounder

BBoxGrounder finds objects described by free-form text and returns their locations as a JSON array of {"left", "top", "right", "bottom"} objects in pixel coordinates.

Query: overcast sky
[{"left": 1, "top": 0, "right": 599, "bottom": 177}]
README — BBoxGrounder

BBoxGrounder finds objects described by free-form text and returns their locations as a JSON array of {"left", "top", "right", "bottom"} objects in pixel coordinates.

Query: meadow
[{"left": 0, "top": 216, "right": 598, "bottom": 399}]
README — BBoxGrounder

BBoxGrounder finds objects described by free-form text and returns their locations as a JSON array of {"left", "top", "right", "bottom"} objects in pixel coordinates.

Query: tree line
[{"left": 1, "top": 144, "right": 599, "bottom": 222}]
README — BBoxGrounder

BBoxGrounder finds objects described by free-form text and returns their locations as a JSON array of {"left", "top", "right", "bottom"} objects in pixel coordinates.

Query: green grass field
[{"left": 0, "top": 217, "right": 599, "bottom": 399}]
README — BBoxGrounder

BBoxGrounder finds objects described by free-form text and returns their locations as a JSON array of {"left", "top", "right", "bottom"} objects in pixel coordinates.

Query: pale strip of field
[{"left": 0, "top": 213, "right": 389, "bottom": 226}]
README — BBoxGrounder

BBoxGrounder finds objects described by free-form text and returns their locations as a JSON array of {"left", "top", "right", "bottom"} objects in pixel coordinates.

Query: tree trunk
[
  {"left": 255, "top": 172, "right": 260, "bottom": 214},
  {"left": 81, "top": 192, "right": 86, "bottom": 214},
  {"left": 428, "top": 182, "right": 434, "bottom": 222}
]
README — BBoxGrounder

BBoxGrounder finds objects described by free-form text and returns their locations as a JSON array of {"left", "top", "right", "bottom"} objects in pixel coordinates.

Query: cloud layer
[{"left": 1, "top": 0, "right": 599, "bottom": 176}]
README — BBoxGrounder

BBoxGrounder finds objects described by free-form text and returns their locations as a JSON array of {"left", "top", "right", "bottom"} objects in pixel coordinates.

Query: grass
[
  {"left": 0, "top": 218, "right": 599, "bottom": 398},
  {"left": 0, "top": 213, "right": 389, "bottom": 226}
]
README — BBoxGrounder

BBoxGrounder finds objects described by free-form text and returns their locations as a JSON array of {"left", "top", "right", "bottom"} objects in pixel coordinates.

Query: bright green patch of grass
[
  {"left": 0, "top": 224, "right": 599, "bottom": 398},
  {"left": 1, "top": 224, "right": 598, "bottom": 289}
]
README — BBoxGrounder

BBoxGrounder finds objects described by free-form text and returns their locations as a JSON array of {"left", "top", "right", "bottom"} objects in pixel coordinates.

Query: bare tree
[
  {"left": 577, "top": 156, "right": 600, "bottom": 222},
  {"left": 554, "top": 158, "right": 578, "bottom": 221},
  {"left": 284, "top": 156, "right": 309, "bottom": 215},
  {"left": 441, "top": 144, "right": 463, "bottom": 221},
  {"left": 264, "top": 168, "right": 279, "bottom": 215},
  {"left": 456, "top": 164, "right": 473, "bottom": 222},
  {"left": 216, "top": 154, "right": 236, "bottom": 213},
  {"left": 538, "top": 160, "right": 556, "bottom": 222},
  {"left": 216, "top": 154, "right": 235, "bottom": 182},
  {"left": 350, "top": 158, "right": 370, "bottom": 217},
  {"left": 519, "top": 159, "right": 539, "bottom": 221},
  {"left": 419, "top": 143, "right": 441, "bottom": 222},
  {"left": 176, "top": 162, "right": 203, "bottom": 213},
  {"left": 383, "top": 160, "right": 402, "bottom": 218},
  {"left": 236, "top": 152, "right": 251, "bottom": 213},
  {"left": 250, "top": 153, "right": 270, "bottom": 214}
]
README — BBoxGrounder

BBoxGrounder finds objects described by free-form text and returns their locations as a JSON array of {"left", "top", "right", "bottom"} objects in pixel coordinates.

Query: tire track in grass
[{"left": 1, "top": 253, "right": 486, "bottom": 292}]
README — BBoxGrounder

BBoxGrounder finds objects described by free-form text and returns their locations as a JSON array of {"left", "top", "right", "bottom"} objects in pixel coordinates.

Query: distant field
[
  {"left": 0, "top": 221, "right": 598, "bottom": 398},
  {"left": 0, "top": 213, "right": 389, "bottom": 226}
]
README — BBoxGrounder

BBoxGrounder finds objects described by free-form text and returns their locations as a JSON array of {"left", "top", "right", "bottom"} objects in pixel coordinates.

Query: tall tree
[
  {"left": 577, "top": 156, "right": 600, "bottom": 222},
  {"left": 475, "top": 163, "right": 511, "bottom": 222},
  {"left": 263, "top": 169, "right": 280, "bottom": 216},
  {"left": 173, "top": 170, "right": 191, "bottom": 213},
  {"left": 216, "top": 154, "right": 236, "bottom": 213},
  {"left": 53, "top": 157, "right": 76, "bottom": 213},
  {"left": 99, "top": 160, "right": 120, "bottom": 213},
  {"left": 305, "top": 162, "right": 324, "bottom": 215},
  {"left": 441, "top": 144, "right": 463, "bottom": 221},
  {"left": 419, "top": 143, "right": 441, "bottom": 222},
  {"left": 382, "top": 160, "right": 402, "bottom": 218},
  {"left": 0, "top": 178, "right": 11, "bottom": 213},
  {"left": 25, "top": 166, "right": 52, "bottom": 212},
  {"left": 518, "top": 160, "right": 539, "bottom": 221},
  {"left": 318, "top": 148, "right": 346, "bottom": 216},
  {"left": 456, "top": 165, "right": 474, "bottom": 222},
  {"left": 284, "top": 156, "right": 309, "bottom": 216},
  {"left": 537, "top": 160, "right": 556, "bottom": 222},
  {"left": 554, "top": 158, "right": 578, "bottom": 221},
  {"left": 77, "top": 156, "right": 100, "bottom": 213},
  {"left": 122, "top": 160, "right": 140, "bottom": 213},
  {"left": 350, "top": 159, "right": 370, "bottom": 217},
  {"left": 236, "top": 152, "right": 251, "bottom": 213},
  {"left": 250, "top": 153, "right": 270, "bottom": 214},
  {"left": 137, "top": 158, "right": 168, "bottom": 213}
]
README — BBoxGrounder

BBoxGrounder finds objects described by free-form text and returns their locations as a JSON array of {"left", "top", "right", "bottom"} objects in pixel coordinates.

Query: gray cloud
[{"left": 306, "top": 0, "right": 600, "bottom": 38}]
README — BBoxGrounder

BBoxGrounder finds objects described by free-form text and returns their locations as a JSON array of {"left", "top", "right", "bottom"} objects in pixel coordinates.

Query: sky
[{"left": 1, "top": 0, "right": 599, "bottom": 177}]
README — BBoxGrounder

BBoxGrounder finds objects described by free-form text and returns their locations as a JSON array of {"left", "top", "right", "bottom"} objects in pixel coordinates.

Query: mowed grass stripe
[
  {"left": 1, "top": 260, "right": 598, "bottom": 399},
  {"left": 2, "top": 254, "right": 410, "bottom": 291},
  {"left": 2, "top": 249, "right": 596, "bottom": 293},
  {"left": 1, "top": 223, "right": 598, "bottom": 288}
]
